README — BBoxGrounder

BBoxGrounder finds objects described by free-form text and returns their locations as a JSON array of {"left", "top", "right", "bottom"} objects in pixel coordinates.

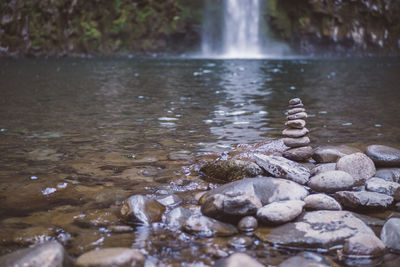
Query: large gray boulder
[
  {"left": 120, "top": 195, "right": 166, "bottom": 225},
  {"left": 380, "top": 218, "right": 400, "bottom": 252},
  {"left": 308, "top": 170, "right": 355, "bottom": 193},
  {"left": 365, "top": 145, "right": 400, "bottom": 167},
  {"left": 334, "top": 191, "right": 393, "bottom": 210},
  {"left": 0, "top": 241, "right": 73, "bottom": 267},
  {"left": 254, "top": 154, "right": 310, "bottom": 184},
  {"left": 254, "top": 210, "right": 375, "bottom": 250},
  {"left": 336, "top": 152, "right": 376, "bottom": 185},
  {"left": 76, "top": 248, "right": 145, "bottom": 267},
  {"left": 312, "top": 145, "right": 361, "bottom": 163},
  {"left": 200, "top": 177, "right": 309, "bottom": 206}
]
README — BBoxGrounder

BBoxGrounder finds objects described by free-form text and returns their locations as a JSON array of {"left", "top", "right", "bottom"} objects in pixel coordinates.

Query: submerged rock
[
  {"left": 375, "top": 168, "right": 400, "bottom": 182},
  {"left": 120, "top": 195, "right": 166, "bottom": 225},
  {"left": 343, "top": 234, "right": 386, "bottom": 258},
  {"left": 254, "top": 210, "right": 374, "bottom": 250},
  {"left": 200, "top": 159, "right": 263, "bottom": 182},
  {"left": 156, "top": 194, "right": 183, "bottom": 207},
  {"left": 183, "top": 214, "right": 238, "bottom": 238},
  {"left": 380, "top": 218, "right": 400, "bottom": 252},
  {"left": 365, "top": 145, "right": 400, "bottom": 167},
  {"left": 278, "top": 252, "right": 333, "bottom": 267},
  {"left": 238, "top": 216, "right": 258, "bottom": 232},
  {"left": 308, "top": 170, "right": 355, "bottom": 193},
  {"left": 201, "top": 191, "right": 262, "bottom": 221},
  {"left": 0, "top": 241, "right": 72, "bottom": 267},
  {"left": 312, "top": 145, "right": 361, "bottom": 163},
  {"left": 200, "top": 177, "right": 309, "bottom": 206},
  {"left": 76, "top": 248, "right": 145, "bottom": 267},
  {"left": 336, "top": 152, "right": 376, "bottom": 185},
  {"left": 304, "top": 194, "right": 342, "bottom": 211},
  {"left": 229, "top": 139, "right": 290, "bottom": 161},
  {"left": 254, "top": 154, "right": 310, "bottom": 184},
  {"left": 365, "top": 177, "right": 400, "bottom": 200},
  {"left": 213, "top": 253, "right": 264, "bottom": 267},
  {"left": 257, "top": 200, "right": 305, "bottom": 225},
  {"left": 334, "top": 191, "right": 393, "bottom": 210},
  {"left": 164, "top": 207, "right": 197, "bottom": 230}
]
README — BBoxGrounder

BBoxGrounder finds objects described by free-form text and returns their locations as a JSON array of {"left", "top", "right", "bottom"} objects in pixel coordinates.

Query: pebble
[
  {"left": 238, "top": 216, "right": 258, "bottom": 232},
  {"left": 183, "top": 214, "right": 238, "bottom": 238},
  {"left": 257, "top": 200, "right": 305, "bottom": 225},
  {"left": 304, "top": 193, "right": 342, "bottom": 211}
]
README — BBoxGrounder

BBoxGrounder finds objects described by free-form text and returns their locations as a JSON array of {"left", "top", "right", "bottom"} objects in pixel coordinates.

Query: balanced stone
[
  {"left": 289, "top": 98, "right": 302, "bottom": 105},
  {"left": 289, "top": 103, "right": 304, "bottom": 108},
  {"left": 283, "top": 146, "right": 313, "bottom": 162},
  {"left": 284, "top": 136, "right": 310, "bottom": 148},
  {"left": 282, "top": 128, "right": 309, "bottom": 138},
  {"left": 288, "top": 108, "right": 306, "bottom": 115},
  {"left": 287, "top": 112, "right": 307, "bottom": 120},
  {"left": 285, "top": 119, "right": 306, "bottom": 129}
]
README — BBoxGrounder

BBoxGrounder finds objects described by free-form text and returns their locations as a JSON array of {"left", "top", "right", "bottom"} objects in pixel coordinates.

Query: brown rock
[
  {"left": 284, "top": 136, "right": 310, "bottom": 148},
  {"left": 287, "top": 112, "right": 307, "bottom": 120},
  {"left": 282, "top": 128, "right": 309, "bottom": 138},
  {"left": 288, "top": 108, "right": 306, "bottom": 115},
  {"left": 343, "top": 234, "right": 385, "bottom": 258},
  {"left": 285, "top": 119, "right": 306, "bottom": 129},
  {"left": 283, "top": 146, "right": 313, "bottom": 161},
  {"left": 76, "top": 248, "right": 145, "bottom": 267}
]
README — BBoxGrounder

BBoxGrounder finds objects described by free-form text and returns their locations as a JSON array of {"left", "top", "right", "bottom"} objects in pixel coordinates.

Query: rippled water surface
[{"left": 0, "top": 57, "right": 400, "bottom": 264}]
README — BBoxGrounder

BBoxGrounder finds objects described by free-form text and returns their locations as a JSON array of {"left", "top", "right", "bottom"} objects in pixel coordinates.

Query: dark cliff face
[
  {"left": 0, "top": 0, "right": 399, "bottom": 57},
  {"left": 266, "top": 0, "right": 400, "bottom": 55}
]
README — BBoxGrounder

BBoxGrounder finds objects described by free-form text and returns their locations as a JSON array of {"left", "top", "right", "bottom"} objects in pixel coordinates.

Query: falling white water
[{"left": 222, "top": 0, "right": 261, "bottom": 58}]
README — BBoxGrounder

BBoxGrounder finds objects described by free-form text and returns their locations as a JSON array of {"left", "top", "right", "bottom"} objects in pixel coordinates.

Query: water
[{"left": 0, "top": 58, "right": 400, "bottom": 265}]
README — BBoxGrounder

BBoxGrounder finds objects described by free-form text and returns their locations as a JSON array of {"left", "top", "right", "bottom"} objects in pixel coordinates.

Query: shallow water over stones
[{"left": 0, "top": 58, "right": 400, "bottom": 265}]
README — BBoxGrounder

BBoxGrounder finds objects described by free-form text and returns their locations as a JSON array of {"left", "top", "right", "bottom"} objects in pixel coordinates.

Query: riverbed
[{"left": 0, "top": 57, "right": 400, "bottom": 265}]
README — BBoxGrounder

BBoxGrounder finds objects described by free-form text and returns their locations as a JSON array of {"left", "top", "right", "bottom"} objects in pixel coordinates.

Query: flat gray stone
[
  {"left": 343, "top": 234, "right": 386, "bottom": 258},
  {"left": 289, "top": 98, "right": 302, "bottom": 105},
  {"left": 336, "top": 153, "right": 376, "bottom": 185},
  {"left": 76, "top": 248, "right": 145, "bottom": 267},
  {"left": 334, "top": 191, "right": 393, "bottom": 210},
  {"left": 287, "top": 112, "right": 307, "bottom": 120},
  {"left": 183, "top": 214, "right": 238, "bottom": 237},
  {"left": 283, "top": 146, "right": 313, "bottom": 162},
  {"left": 255, "top": 210, "right": 375, "bottom": 250},
  {"left": 255, "top": 154, "right": 310, "bottom": 184},
  {"left": 289, "top": 103, "right": 304, "bottom": 108},
  {"left": 365, "top": 177, "right": 400, "bottom": 200},
  {"left": 312, "top": 145, "right": 361, "bottom": 163},
  {"left": 308, "top": 170, "right": 356, "bottom": 193},
  {"left": 311, "top": 163, "right": 337, "bottom": 176},
  {"left": 375, "top": 168, "right": 400, "bottom": 182},
  {"left": 282, "top": 128, "right": 309, "bottom": 138},
  {"left": 285, "top": 119, "right": 306, "bottom": 129},
  {"left": 0, "top": 241, "right": 72, "bottom": 267},
  {"left": 200, "top": 176, "right": 309, "bottom": 206},
  {"left": 304, "top": 194, "right": 342, "bottom": 211},
  {"left": 288, "top": 107, "right": 306, "bottom": 115},
  {"left": 284, "top": 136, "right": 310, "bottom": 148},
  {"left": 257, "top": 200, "right": 305, "bottom": 224},
  {"left": 380, "top": 218, "right": 400, "bottom": 251},
  {"left": 365, "top": 145, "right": 400, "bottom": 167}
]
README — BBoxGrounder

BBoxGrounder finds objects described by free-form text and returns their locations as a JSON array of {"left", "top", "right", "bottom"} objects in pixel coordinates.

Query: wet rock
[
  {"left": 285, "top": 119, "right": 306, "bottom": 129},
  {"left": 200, "top": 177, "right": 309, "bottom": 206},
  {"left": 229, "top": 139, "right": 290, "bottom": 161},
  {"left": 12, "top": 226, "right": 57, "bottom": 245},
  {"left": 308, "top": 170, "right": 355, "bottom": 193},
  {"left": 375, "top": 168, "right": 400, "bottom": 182},
  {"left": 156, "top": 194, "right": 182, "bottom": 207},
  {"left": 336, "top": 152, "right": 376, "bottom": 185},
  {"left": 120, "top": 195, "right": 166, "bottom": 225},
  {"left": 254, "top": 210, "right": 375, "bottom": 250},
  {"left": 283, "top": 146, "right": 313, "bottom": 162},
  {"left": 334, "top": 191, "right": 393, "bottom": 210},
  {"left": 76, "top": 247, "right": 145, "bottom": 267},
  {"left": 287, "top": 107, "right": 306, "bottom": 115},
  {"left": 200, "top": 159, "right": 263, "bottom": 183},
  {"left": 73, "top": 209, "right": 119, "bottom": 228},
  {"left": 213, "top": 253, "right": 264, "bottom": 267},
  {"left": 257, "top": 200, "right": 305, "bottom": 225},
  {"left": 312, "top": 145, "right": 361, "bottom": 163},
  {"left": 365, "top": 177, "right": 400, "bottom": 200},
  {"left": 237, "top": 216, "right": 258, "bottom": 232},
  {"left": 311, "top": 163, "right": 337, "bottom": 176},
  {"left": 278, "top": 251, "right": 333, "bottom": 267},
  {"left": 165, "top": 207, "right": 197, "bottom": 229},
  {"left": 201, "top": 191, "right": 262, "bottom": 221},
  {"left": 304, "top": 194, "right": 342, "bottom": 211},
  {"left": 282, "top": 128, "right": 309, "bottom": 138},
  {"left": 228, "top": 236, "right": 254, "bottom": 248},
  {"left": 0, "top": 241, "right": 73, "bottom": 267},
  {"left": 343, "top": 234, "right": 386, "bottom": 258},
  {"left": 283, "top": 136, "right": 310, "bottom": 148},
  {"left": 183, "top": 214, "right": 238, "bottom": 238},
  {"left": 289, "top": 98, "right": 302, "bottom": 105},
  {"left": 380, "top": 218, "right": 400, "bottom": 252},
  {"left": 255, "top": 154, "right": 310, "bottom": 184},
  {"left": 290, "top": 103, "right": 304, "bottom": 108},
  {"left": 287, "top": 112, "right": 307, "bottom": 120},
  {"left": 365, "top": 145, "right": 400, "bottom": 167}
]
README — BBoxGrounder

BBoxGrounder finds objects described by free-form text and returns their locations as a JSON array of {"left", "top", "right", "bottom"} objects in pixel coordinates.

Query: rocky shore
[{"left": 1, "top": 98, "right": 400, "bottom": 266}]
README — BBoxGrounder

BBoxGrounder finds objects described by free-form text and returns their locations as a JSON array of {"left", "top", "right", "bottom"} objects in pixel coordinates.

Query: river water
[{"left": 0, "top": 57, "right": 400, "bottom": 265}]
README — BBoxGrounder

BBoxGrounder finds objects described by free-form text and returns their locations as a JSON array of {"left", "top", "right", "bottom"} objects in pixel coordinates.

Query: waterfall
[
  {"left": 201, "top": 0, "right": 288, "bottom": 58},
  {"left": 222, "top": 0, "right": 261, "bottom": 58}
]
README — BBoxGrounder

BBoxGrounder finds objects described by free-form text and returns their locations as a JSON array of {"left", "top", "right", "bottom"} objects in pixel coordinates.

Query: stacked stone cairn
[{"left": 282, "top": 98, "right": 313, "bottom": 161}]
